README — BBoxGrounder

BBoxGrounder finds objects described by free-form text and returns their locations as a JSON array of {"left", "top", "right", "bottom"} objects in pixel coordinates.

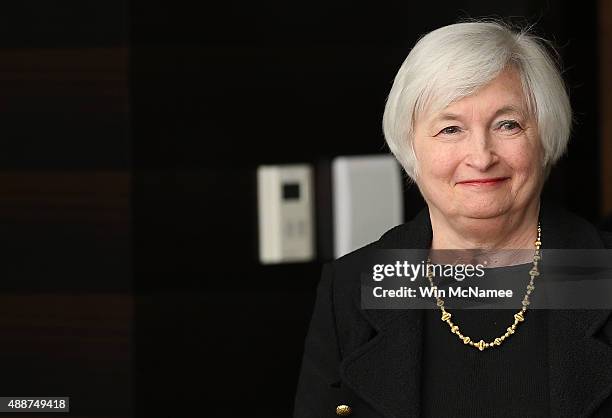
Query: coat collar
[{"left": 339, "top": 201, "right": 612, "bottom": 418}]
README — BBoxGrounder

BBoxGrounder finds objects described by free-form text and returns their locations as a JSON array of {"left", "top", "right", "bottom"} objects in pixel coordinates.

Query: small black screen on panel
[{"left": 282, "top": 183, "right": 300, "bottom": 200}]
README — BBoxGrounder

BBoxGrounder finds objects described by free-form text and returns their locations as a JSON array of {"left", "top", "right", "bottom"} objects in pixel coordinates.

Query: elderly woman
[{"left": 294, "top": 21, "right": 612, "bottom": 418}]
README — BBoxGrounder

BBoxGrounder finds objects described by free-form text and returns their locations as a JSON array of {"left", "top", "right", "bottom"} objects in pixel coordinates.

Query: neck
[{"left": 429, "top": 199, "right": 541, "bottom": 251}]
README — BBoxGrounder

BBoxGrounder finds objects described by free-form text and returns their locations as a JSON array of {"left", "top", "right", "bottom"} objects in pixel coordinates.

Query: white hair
[{"left": 382, "top": 20, "right": 572, "bottom": 181}]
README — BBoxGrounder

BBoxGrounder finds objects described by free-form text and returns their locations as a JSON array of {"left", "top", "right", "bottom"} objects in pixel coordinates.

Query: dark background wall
[
  {"left": 1, "top": 1, "right": 131, "bottom": 417},
  {"left": 132, "top": 1, "right": 601, "bottom": 417}
]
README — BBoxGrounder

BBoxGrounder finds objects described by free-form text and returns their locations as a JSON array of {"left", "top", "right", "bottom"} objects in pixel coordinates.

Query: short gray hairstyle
[{"left": 382, "top": 20, "right": 572, "bottom": 181}]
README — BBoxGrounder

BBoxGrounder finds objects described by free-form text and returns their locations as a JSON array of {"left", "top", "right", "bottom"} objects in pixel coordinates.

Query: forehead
[{"left": 424, "top": 69, "right": 529, "bottom": 123}]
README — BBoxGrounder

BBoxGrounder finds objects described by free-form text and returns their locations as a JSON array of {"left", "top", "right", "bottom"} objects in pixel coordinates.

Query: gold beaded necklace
[{"left": 425, "top": 223, "right": 541, "bottom": 351}]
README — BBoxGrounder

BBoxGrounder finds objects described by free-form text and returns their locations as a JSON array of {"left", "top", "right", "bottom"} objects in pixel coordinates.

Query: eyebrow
[
  {"left": 431, "top": 105, "right": 527, "bottom": 125},
  {"left": 491, "top": 105, "right": 527, "bottom": 119}
]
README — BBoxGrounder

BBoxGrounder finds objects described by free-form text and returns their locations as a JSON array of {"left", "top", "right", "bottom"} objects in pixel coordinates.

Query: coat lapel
[
  {"left": 548, "top": 309, "right": 612, "bottom": 417},
  {"left": 339, "top": 201, "right": 612, "bottom": 418},
  {"left": 541, "top": 203, "right": 612, "bottom": 417},
  {"left": 340, "top": 309, "right": 424, "bottom": 418},
  {"left": 339, "top": 207, "right": 431, "bottom": 418}
]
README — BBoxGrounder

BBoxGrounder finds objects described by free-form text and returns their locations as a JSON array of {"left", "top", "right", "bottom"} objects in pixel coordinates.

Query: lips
[{"left": 457, "top": 177, "right": 510, "bottom": 186}]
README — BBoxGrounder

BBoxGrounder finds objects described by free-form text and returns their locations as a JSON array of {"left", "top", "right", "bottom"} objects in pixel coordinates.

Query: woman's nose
[{"left": 464, "top": 133, "right": 498, "bottom": 171}]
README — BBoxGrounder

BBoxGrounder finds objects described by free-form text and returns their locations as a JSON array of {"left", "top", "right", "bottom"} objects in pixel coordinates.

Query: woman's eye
[
  {"left": 498, "top": 120, "right": 522, "bottom": 132},
  {"left": 438, "top": 126, "right": 462, "bottom": 135}
]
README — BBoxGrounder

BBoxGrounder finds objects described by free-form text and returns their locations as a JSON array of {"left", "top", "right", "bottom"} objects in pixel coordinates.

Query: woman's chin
[{"left": 456, "top": 202, "right": 510, "bottom": 220}]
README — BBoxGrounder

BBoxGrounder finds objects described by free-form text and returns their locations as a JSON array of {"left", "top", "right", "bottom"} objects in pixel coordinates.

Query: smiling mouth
[{"left": 456, "top": 177, "right": 510, "bottom": 186}]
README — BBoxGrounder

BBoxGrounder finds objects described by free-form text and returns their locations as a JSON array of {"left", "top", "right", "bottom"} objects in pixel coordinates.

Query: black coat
[{"left": 294, "top": 202, "right": 612, "bottom": 418}]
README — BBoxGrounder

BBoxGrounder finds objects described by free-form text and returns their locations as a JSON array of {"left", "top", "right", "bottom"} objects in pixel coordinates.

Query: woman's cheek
[
  {"left": 416, "top": 139, "right": 463, "bottom": 179},
  {"left": 428, "top": 148, "right": 461, "bottom": 178},
  {"left": 516, "top": 151, "right": 540, "bottom": 178},
  {"left": 505, "top": 136, "right": 541, "bottom": 166}
]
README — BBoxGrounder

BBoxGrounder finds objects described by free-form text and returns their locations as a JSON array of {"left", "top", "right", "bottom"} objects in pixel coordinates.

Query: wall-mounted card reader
[{"left": 257, "top": 164, "right": 315, "bottom": 264}]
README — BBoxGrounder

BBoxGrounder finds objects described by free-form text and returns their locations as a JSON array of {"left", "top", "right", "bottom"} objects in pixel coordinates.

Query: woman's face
[{"left": 413, "top": 68, "right": 544, "bottom": 222}]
